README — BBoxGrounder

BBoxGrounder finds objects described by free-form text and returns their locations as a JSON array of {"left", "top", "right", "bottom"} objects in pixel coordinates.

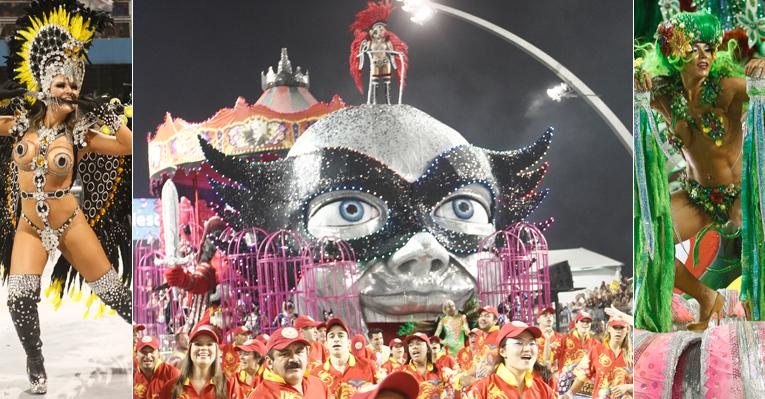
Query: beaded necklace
[{"left": 668, "top": 74, "right": 725, "bottom": 146}]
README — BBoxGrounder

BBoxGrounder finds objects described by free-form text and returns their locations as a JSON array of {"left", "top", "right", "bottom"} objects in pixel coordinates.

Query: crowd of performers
[{"left": 133, "top": 303, "right": 633, "bottom": 399}]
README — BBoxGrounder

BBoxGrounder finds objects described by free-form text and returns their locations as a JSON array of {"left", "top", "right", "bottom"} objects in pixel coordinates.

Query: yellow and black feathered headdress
[{"left": 6, "top": 0, "right": 111, "bottom": 95}]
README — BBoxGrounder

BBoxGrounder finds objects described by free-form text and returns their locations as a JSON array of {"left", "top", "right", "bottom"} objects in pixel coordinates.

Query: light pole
[{"left": 399, "top": 1, "right": 633, "bottom": 154}]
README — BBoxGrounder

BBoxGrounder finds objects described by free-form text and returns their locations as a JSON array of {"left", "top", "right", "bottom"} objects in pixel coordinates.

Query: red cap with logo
[
  {"left": 389, "top": 338, "right": 404, "bottom": 347},
  {"left": 236, "top": 338, "right": 267, "bottom": 355},
  {"left": 575, "top": 312, "right": 593, "bottom": 323},
  {"left": 478, "top": 306, "right": 499, "bottom": 319},
  {"left": 429, "top": 336, "right": 441, "bottom": 344},
  {"left": 228, "top": 326, "right": 251, "bottom": 337},
  {"left": 497, "top": 321, "right": 543, "bottom": 342},
  {"left": 136, "top": 335, "right": 160, "bottom": 352},
  {"left": 189, "top": 323, "right": 221, "bottom": 344},
  {"left": 404, "top": 332, "right": 431, "bottom": 346},
  {"left": 265, "top": 327, "right": 310, "bottom": 353},
  {"left": 294, "top": 315, "right": 322, "bottom": 330},
  {"left": 254, "top": 334, "right": 270, "bottom": 344},
  {"left": 133, "top": 324, "right": 146, "bottom": 332},
  {"left": 351, "top": 371, "right": 420, "bottom": 399}
]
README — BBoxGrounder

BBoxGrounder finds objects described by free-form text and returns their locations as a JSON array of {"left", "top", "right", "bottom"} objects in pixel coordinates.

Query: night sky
[{"left": 133, "top": 1, "right": 633, "bottom": 268}]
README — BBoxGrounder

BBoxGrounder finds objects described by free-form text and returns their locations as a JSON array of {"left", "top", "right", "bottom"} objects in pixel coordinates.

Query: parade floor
[{"left": 0, "top": 259, "right": 131, "bottom": 398}]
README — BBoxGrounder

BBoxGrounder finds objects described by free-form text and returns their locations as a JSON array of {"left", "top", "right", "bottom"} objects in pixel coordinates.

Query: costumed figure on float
[
  {"left": 350, "top": 0, "right": 408, "bottom": 105},
  {"left": 0, "top": 0, "right": 133, "bottom": 393},
  {"left": 634, "top": 7, "right": 765, "bottom": 397}
]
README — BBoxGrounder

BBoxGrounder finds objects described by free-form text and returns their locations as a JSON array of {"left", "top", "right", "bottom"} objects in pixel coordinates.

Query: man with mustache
[
  {"left": 133, "top": 336, "right": 180, "bottom": 399},
  {"left": 311, "top": 318, "right": 377, "bottom": 398},
  {"left": 247, "top": 327, "right": 331, "bottom": 398}
]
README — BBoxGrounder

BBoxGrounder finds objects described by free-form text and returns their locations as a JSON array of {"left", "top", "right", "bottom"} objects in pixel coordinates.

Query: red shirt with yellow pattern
[
  {"left": 310, "top": 354, "right": 376, "bottom": 399},
  {"left": 133, "top": 362, "right": 180, "bottom": 399},
  {"left": 574, "top": 340, "right": 631, "bottom": 399},
  {"left": 401, "top": 361, "right": 450, "bottom": 399},
  {"left": 247, "top": 368, "right": 332, "bottom": 399},
  {"left": 465, "top": 363, "right": 555, "bottom": 399},
  {"left": 156, "top": 374, "right": 241, "bottom": 399},
  {"left": 557, "top": 330, "right": 598, "bottom": 371}
]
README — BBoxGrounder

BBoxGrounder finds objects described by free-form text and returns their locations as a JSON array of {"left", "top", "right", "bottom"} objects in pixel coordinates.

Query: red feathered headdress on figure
[{"left": 349, "top": 0, "right": 408, "bottom": 94}]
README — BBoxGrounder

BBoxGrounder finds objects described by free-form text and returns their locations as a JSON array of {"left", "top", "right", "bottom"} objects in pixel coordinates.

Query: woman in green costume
[
  {"left": 433, "top": 300, "right": 470, "bottom": 357},
  {"left": 634, "top": 10, "right": 765, "bottom": 332}
]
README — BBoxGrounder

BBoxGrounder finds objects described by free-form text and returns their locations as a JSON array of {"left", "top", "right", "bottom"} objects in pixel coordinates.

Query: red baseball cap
[
  {"left": 351, "top": 371, "right": 420, "bottom": 399},
  {"left": 478, "top": 306, "right": 499, "bottom": 319},
  {"left": 136, "top": 335, "right": 159, "bottom": 352},
  {"left": 607, "top": 318, "right": 628, "bottom": 328},
  {"left": 536, "top": 306, "right": 555, "bottom": 316},
  {"left": 133, "top": 324, "right": 146, "bottom": 332},
  {"left": 236, "top": 338, "right": 266, "bottom": 355},
  {"left": 497, "top": 321, "right": 542, "bottom": 342},
  {"left": 404, "top": 332, "right": 431, "bottom": 346},
  {"left": 468, "top": 328, "right": 484, "bottom": 337},
  {"left": 575, "top": 312, "right": 593, "bottom": 323},
  {"left": 389, "top": 338, "right": 404, "bottom": 348},
  {"left": 325, "top": 318, "right": 350, "bottom": 334},
  {"left": 429, "top": 336, "right": 442, "bottom": 345},
  {"left": 189, "top": 323, "right": 221, "bottom": 344},
  {"left": 294, "top": 315, "right": 322, "bottom": 330},
  {"left": 228, "top": 326, "right": 251, "bottom": 337},
  {"left": 265, "top": 327, "right": 309, "bottom": 353},
  {"left": 254, "top": 334, "right": 270, "bottom": 344}
]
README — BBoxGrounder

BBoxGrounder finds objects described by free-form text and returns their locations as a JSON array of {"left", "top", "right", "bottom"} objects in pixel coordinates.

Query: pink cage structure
[
  {"left": 256, "top": 230, "right": 313, "bottom": 334},
  {"left": 219, "top": 227, "right": 269, "bottom": 337},
  {"left": 476, "top": 222, "right": 551, "bottom": 325},
  {"left": 301, "top": 237, "right": 363, "bottom": 335}
]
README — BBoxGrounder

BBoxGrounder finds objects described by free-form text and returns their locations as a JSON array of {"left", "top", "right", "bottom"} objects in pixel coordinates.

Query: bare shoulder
[{"left": 718, "top": 76, "right": 746, "bottom": 110}]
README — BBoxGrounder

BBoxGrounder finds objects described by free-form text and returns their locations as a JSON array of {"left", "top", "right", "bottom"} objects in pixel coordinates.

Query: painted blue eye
[
  {"left": 339, "top": 199, "right": 364, "bottom": 222},
  {"left": 307, "top": 192, "right": 386, "bottom": 240},
  {"left": 452, "top": 198, "right": 474, "bottom": 219}
]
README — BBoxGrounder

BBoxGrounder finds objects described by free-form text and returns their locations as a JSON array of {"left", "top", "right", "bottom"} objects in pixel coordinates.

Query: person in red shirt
[
  {"left": 534, "top": 306, "right": 564, "bottom": 392},
  {"left": 561, "top": 318, "right": 633, "bottom": 399},
  {"left": 352, "top": 334, "right": 378, "bottom": 363},
  {"left": 380, "top": 338, "right": 406, "bottom": 377},
  {"left": 133, "top": 336, "right": 180, "bottom": 399},
  {"left": 220, "top": 326, "right": 252, "bottom": 378},
  {"left": 477, "top": 306, "right": 501, "bottom": 348},
  {"left": 294, "top": 314, "right": 329, "bottom": 368},
  {"left": 465, "top": 321, "right": 556, "bottom": 399},
  {"left": 311, "top": 318, "right": 377, "bottom": 398},
  {"left": 454, "top": 328, "right": 491, "bottom": 391},
  {"left": 351, "top": 371, "right": 420, "bottom": 399},
  {"left": 429, "top": 336, "right": 458, "bottom": 374},
  {"left": 556, "top": 311, "right": 599, "bottom": 396},
  {"left": 401, "top": 333, "right": 451, "bottom": 399},
  {"left": 157, "top": 323, "right": 241, "bottom": 399},
  {"left": 236, "top": 339, "right": 267, "bottom": 397},
  {"left": 248, "top": 327, "right": 332, "bottom": 399}
]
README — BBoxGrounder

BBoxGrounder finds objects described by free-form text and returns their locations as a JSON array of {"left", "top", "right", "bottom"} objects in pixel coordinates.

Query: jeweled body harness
[{"left": 12, "top": 119, "right": 79, "bottom": 254}]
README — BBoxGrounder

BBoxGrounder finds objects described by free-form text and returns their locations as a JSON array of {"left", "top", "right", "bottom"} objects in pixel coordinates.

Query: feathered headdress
[
  {"left": 349, "top": 0, "right": 392, "bottom": 32},
  {"left": 6, "top": 0, "right": 112, "bottom": 95},
  {"left": 349, "top": 0, "right": 408, "bottom": 94}
]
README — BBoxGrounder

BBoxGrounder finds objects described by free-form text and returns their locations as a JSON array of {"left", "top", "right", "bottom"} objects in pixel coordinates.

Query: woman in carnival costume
[
  {"left": 634, "top": 10, "right": 765, "bottom": 333},
  {"left": 0, "top": 0, "right": 132, "bottom": 393}
]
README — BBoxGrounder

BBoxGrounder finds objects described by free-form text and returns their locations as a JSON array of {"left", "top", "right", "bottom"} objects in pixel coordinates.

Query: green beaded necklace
[{"left": 668, "top": 74, "right": 725, "bottom": 147}]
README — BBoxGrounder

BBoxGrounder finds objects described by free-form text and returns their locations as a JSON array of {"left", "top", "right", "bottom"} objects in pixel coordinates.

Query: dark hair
[
  {"left": 27, "top": 99, "right": 78, "bottom": 131},
  {"left": 367, "top": 328, "right": 383, "bottom": 338},
  {"left": 406, "top": 338, "right": 439, "bottom": 374},
  {"left": 497, "top": 336, "right": 550, "bottom": 382}
]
